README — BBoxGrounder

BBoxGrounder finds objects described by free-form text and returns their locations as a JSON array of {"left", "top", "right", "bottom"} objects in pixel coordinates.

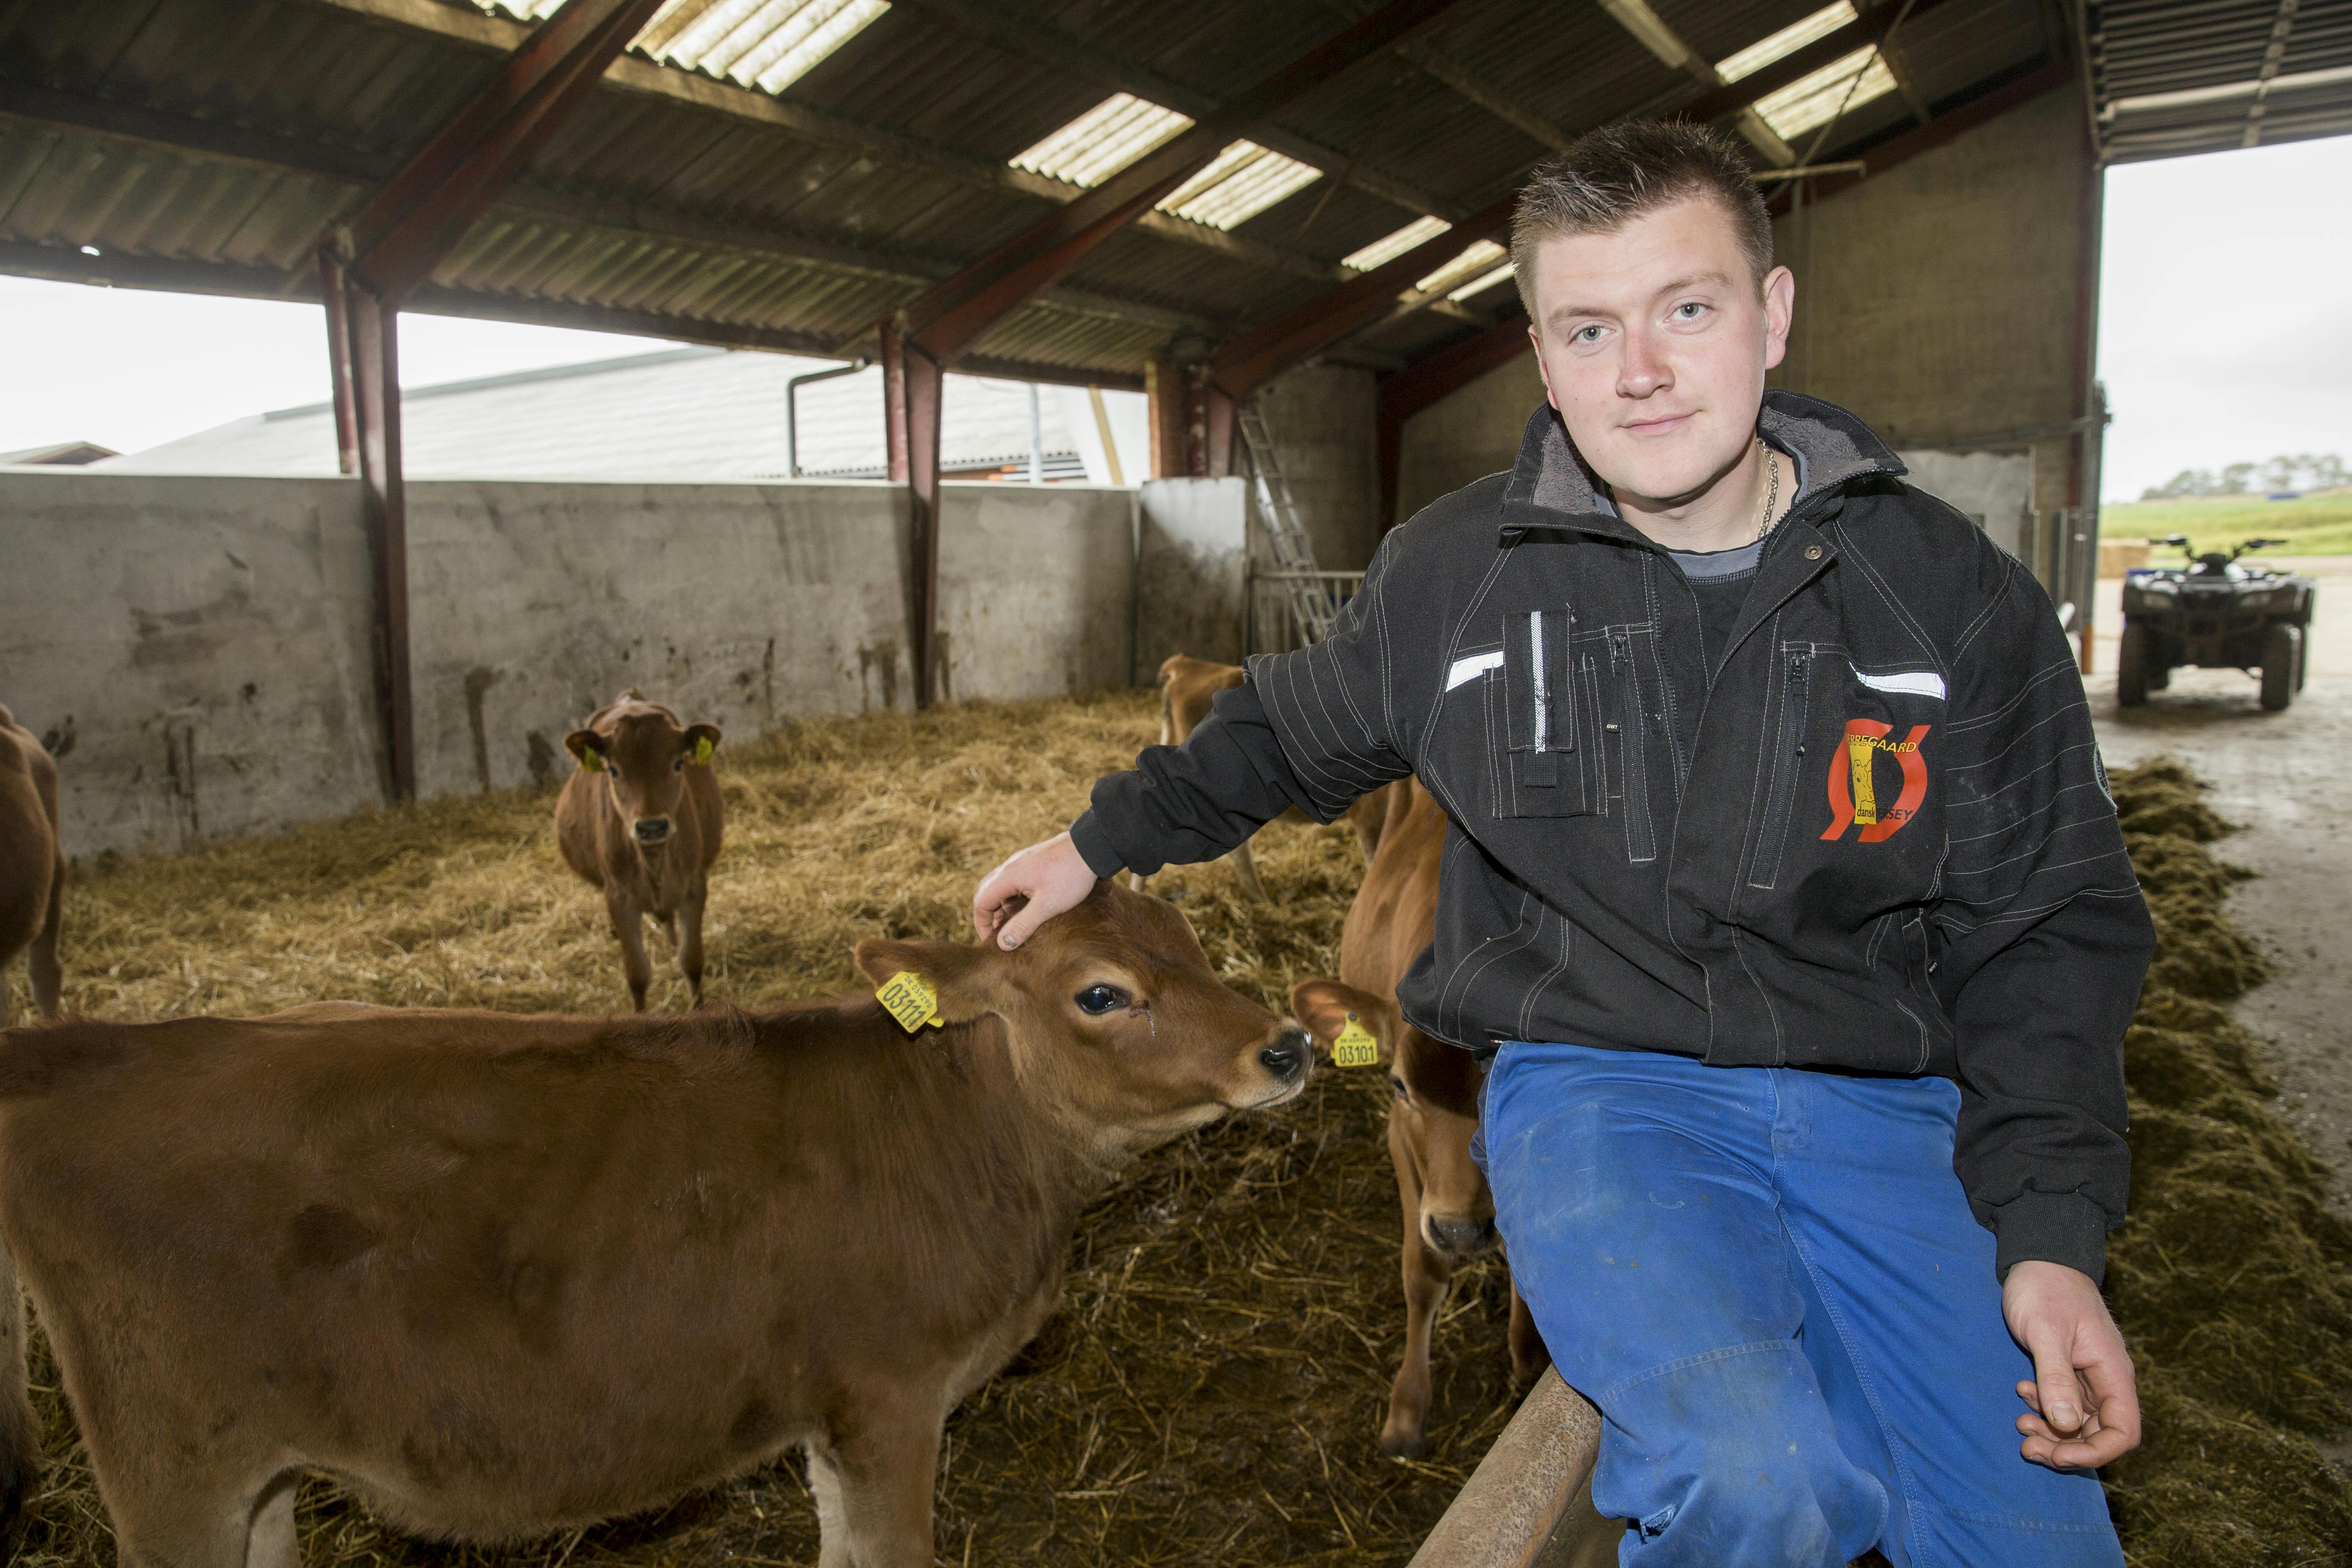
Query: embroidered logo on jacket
[{"left": 1822, "top": 720, "right": 1931, "bottom": 842}]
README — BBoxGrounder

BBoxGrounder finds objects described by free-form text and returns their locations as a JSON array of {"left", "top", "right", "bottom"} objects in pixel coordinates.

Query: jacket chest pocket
[
  {"left": 1485, "top": 610, "right": 1598, "bottom": 818},
  {"left": 1592, "top": 626, "right": 1662, "bottom": 863},
  {"left": 1748, "top": 642, "right": 1824, "bottom": 890}
]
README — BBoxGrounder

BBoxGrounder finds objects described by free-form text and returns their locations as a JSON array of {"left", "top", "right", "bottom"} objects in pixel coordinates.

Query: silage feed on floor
[
  {"left": 4, "top": 712, "right": 2344, "bottom": 1566},
  {"left": 2101, "top": 759, "right": 2352, "bottom": 1567}
]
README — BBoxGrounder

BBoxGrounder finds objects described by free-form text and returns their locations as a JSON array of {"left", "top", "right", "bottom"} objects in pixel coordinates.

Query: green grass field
[{"left": 2103, "top": 490, "right": 2352, "bottom": 556}]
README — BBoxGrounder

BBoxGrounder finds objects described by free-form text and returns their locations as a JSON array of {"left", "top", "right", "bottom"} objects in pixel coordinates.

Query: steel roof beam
[
  {"left": 1394, "top": 37, "right": 1574, "bottom": 151},
  {"left": 341, "top": 0, "right": 670, "bottom": 299}
]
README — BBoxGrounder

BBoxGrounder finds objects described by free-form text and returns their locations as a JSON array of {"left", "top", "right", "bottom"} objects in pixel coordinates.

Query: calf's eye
[
  {"left": 1074, "top": 985, "right": 1127, "bottom": 1015},
  {"left": 1388, "top": 1076, "right": 1409, "bottom": 1102},
  {"left": 673, "top": 759, "right": 686, "bottom": 774}
]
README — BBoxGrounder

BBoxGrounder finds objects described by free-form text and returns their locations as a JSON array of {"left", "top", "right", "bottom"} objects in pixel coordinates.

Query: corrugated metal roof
[
  {"left": 0, "top": 0, "right": 2089, "bottom": 387},
  {"left": 2090, "top": 0, "right": 2352, "bottom": 161}
]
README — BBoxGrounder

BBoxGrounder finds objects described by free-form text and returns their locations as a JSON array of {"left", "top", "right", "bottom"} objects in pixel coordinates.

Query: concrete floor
[{"left": 2090, "top": 558, "right": 2352, "bottom": 1204}]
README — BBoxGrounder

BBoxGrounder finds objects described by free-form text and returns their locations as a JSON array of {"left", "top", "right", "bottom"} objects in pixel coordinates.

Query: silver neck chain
[{"left": 1754, "top": 439, "right": 1782, "bottom": 544}]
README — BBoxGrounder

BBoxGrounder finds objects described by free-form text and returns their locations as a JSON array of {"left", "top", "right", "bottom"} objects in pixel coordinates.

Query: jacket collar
[{"left": 1497, "top": 389, "right": 1906, "bottom": 544}]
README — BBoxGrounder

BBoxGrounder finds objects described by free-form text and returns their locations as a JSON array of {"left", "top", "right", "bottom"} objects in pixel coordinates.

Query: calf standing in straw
[{"left": 557, "top": 690, "right": 722, "bottom": 1010}]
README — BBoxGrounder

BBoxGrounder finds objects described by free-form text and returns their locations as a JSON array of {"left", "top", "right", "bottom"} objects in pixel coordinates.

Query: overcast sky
[
  {"left": 2098, "top": 134, "right": 2352, "bottom": 502},
  {"left": 4, "top": 132, "right": 2348, "bottom": 497}
]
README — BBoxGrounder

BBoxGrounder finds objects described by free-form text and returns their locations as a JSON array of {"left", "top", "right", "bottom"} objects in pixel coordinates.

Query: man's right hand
[{"left": 973, "top": 833, "right": 1100, "bottom": 950}]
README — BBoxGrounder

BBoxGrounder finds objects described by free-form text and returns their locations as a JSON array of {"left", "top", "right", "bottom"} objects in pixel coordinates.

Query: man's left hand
[{"left": 2002, "top": 1259, "right": 2142, "bottom": 1471}]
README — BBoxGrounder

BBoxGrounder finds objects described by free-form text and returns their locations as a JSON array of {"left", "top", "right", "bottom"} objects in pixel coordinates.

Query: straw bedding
[{"left": 0, "top": 697, "right": 2342, "bottom": 1566}]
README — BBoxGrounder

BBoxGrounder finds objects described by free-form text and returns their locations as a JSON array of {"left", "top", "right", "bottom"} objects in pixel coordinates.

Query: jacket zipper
[
  {"left": 1609, "top": 630, "right": 1656, "bottom": 862},
  {"left": 1747, "top": 645, "right": 1813, "bottom": 889}
]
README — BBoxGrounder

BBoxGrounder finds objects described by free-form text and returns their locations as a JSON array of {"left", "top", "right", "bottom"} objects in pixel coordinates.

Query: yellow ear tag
[
  {"left": 1332, "top": 1012, "right": 1378, "bottom": 1068},
  {"left": 692, "top": 736, "right": 714, "bottom": 766},
  {"left": 876, "top": 970, "right": 944, "bottom": 1034},
  {"left": 580, "top": 749, "right": 605, "bottom": 773}
]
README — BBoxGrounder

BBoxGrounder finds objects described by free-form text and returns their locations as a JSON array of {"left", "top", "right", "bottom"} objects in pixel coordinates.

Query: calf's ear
[
  {"left": 854, "top": 938, "right": 1002, "bottom": 1025},
  {"left": 565, "top": 729, "right": 610, "bottom": 773},
  {"left": 1287, "top": 979, "right": 1394, "bottom": 1065},
  {"left": 681, "top": 723, "right": 723, "bottom": 765}
]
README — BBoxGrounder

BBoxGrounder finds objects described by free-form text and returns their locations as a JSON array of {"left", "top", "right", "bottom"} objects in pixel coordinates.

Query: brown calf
[
  {"left": 0, "top": 706, "right": 62, "bottom": 1029},
  {"left": 1291, "top": 780, "right": 1548, "bottom": 1456},
  {"left": 555, "top": 690, "right": 723, "bottom": 1010},
  {"left": 1132, "top": 654, "right": 1306, "bottom": 902},
  {"left": 0, "top": 881, "right": 1309, "bottom": 1567}
]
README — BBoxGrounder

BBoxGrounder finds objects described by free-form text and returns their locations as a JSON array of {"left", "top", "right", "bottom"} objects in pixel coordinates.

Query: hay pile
[
  {"left": 2101, "top": 760, "right": 2352, "bottom": 1567},
  {"left": 10, "top": 691, "right": 1525, "bottom": 1567},
  {"left": 6, "top": 713, "right": 2346, "bottom": 1567}
]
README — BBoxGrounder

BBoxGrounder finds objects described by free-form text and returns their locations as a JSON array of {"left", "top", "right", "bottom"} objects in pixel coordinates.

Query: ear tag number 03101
[
  {"left": 877, "top": 971, "right": 943, "bottom": 1034},
  {"left": 1332, "top": 1012, "right": 1378, "bottom": 1068}
]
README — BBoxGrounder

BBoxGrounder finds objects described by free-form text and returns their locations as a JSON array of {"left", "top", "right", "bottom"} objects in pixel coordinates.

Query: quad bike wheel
[
  {"left": 2261, "top": 624, "right": 2300, "bottom": 712},
  {"left": 2117, "top": 622, "right": 2150, "bottom": 707}
]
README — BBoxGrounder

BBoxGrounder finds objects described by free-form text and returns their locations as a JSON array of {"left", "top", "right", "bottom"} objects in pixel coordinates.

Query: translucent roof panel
[
  {"left": 1415, "top": 238, "right": 1508, "bottom": 296},
  {"left": 475, "top": 0, "right": 891, "bottom": 97},
  {"left": 1714, "top": 1, "right": 1896, "bottom": 141},
  {"left": 1343, "top": 214, "right": 1453, "bottom": 272},
  {"left": 1750, "top": 48, "right": 1896, "bottom": 138},
  {"left": 1447, "top": 261, "right": 1518, "bottom": 303},
  {"left": 1156, "top": 141, "right": 1322, "bottom": 231},
  {"left": 1011, "top": 94, "right": 1195, "bottom": 188}
]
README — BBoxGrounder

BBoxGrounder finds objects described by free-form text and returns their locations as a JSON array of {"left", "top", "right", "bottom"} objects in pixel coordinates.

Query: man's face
[{"left": 1524, "top": 195, "right": 1794, "bottom": 509}]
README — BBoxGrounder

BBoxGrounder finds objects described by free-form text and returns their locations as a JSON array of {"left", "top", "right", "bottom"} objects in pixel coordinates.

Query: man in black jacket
[{"left": 976, "top": 121, "right": 2150, "bottom": 1567}]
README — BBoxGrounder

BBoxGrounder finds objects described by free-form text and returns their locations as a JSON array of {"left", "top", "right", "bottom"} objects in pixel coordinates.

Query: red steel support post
[
  {"left": 882, "top": 320, "right": 946, "bottom": 708},
  {"left": 334, "top": 267, "right": 416, "bottom": 803},
  {"left": 318, "top": 0, "right": 666, "bottom": 796},
  {"left": 318, "top": 250, "right": 361, "bottom": 477}
]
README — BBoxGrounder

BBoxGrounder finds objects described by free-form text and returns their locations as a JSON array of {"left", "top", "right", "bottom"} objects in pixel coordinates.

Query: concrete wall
[
  {"left": 1394, "top": 353, "right": 1547, "bottom": 525},
  {"left": 1, "top": 470, "right": 1138, "bottom": 858},
  {"left": 1767, "top": 85, "right": 2092, "bottom": 519},
  {"left": 1254, "top": 363, "right": 1383, "bottom": 570},
  {"left": 0, "top": 472, "right": 387, "bottom": 857},
  {"left": 1132, "top": 477, "right": 1248, "bottom": 681},
  {"left": 1392, "top": 83, "right": 2093, "bottom": 526}
]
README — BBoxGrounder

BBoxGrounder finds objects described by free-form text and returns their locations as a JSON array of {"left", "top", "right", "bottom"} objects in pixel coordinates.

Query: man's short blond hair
[{"left": 1510, "top": 120, "right": 1774, "bottom": 317}]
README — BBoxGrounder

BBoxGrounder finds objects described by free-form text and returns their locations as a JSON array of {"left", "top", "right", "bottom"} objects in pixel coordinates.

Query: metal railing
[{"left": 1247, "top": 568, "right": 1365, "bottom": 656}]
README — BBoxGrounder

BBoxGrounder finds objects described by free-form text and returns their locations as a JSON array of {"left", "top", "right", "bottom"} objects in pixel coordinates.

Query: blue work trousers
[{"left": 1476, "top": 1040, "right": 2122, "bottom": 1568}]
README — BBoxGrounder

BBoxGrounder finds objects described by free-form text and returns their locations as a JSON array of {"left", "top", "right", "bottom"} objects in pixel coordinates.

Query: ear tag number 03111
[
  {"left": 877, "top": 971, "right": 943, "bottom": 1034},
  {"left": 1332, "top": 1012, "right": 1378, "bottom": 1068}
]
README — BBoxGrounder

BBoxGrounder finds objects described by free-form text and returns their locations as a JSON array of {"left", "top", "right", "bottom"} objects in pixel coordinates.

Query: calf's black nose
[
  {"left": 633, "top": 818, "right": 672, "bottom": 844},
  {"left": 1259, "top": 1028, "right": 1309, "bottom": 1081},
  {"left": 1427, "top": 1215, "right": 1494, "bottom": 1255}
]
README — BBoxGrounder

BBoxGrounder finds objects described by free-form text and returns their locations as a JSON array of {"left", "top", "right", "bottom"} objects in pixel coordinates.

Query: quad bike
[{"left": 2117, "top": 535, "right": 2318, "bottom": 712}]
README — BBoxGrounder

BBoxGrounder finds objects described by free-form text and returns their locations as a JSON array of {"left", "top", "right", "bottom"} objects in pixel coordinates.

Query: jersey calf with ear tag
[{"left": 555, "top": 688, "right": 724, "bottom": 1010}]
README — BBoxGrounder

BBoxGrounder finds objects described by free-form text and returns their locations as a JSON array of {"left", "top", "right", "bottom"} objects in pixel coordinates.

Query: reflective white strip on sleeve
[
  {"left": 1446, "top": 651, "right": 1504, "bottom": 691},
  {"left": 1851, "top": 666, "right": 1946, "bottom": 700}
]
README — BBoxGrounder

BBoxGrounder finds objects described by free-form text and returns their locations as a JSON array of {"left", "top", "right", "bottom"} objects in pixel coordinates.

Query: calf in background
[
  {"left": 0, "top": 706, "right": 62, "bottom": 1028},
  {"left": 557, "top": 690, "right": 722, "bottom": 1010},
  {"left": 1132, "top": 654, "right": 1308, "bottom": 903},
  {"left": 1291, "top": 780, "right": 1548, "bottom": 1456}
]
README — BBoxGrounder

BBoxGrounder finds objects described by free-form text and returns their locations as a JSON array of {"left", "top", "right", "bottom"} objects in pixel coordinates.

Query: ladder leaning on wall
[{"left": 1239, "top": 400, "right": 1358, "bottom": 649}]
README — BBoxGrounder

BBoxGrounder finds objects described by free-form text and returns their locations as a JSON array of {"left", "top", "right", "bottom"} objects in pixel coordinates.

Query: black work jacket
[{"left": 1073, "top": 392, "right": 2154, "bottom": 1282}]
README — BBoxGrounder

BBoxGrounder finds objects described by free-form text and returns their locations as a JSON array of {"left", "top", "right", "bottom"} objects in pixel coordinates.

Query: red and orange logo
[{"left": 1823, "top": 720, "right": 1930, "bottom": 843}]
